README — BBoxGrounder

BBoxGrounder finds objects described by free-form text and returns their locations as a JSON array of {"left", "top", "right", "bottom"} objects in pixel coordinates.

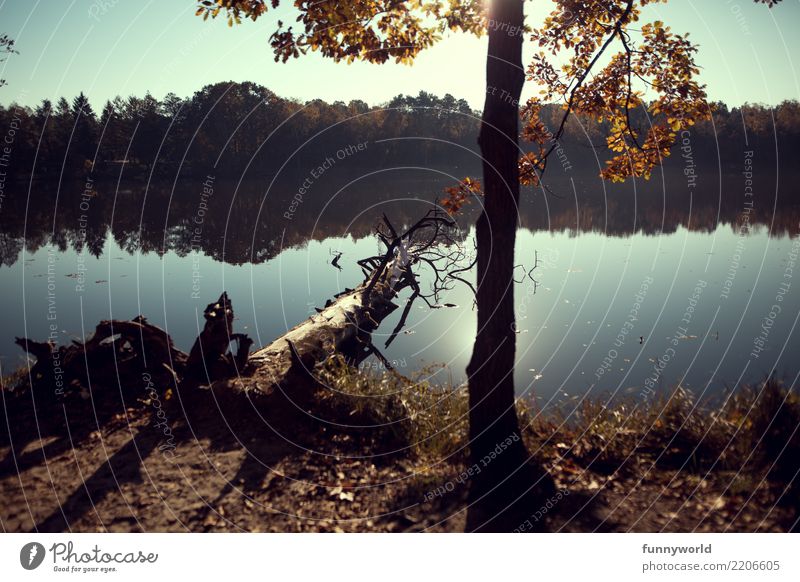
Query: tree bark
[
  {"left": 211, "top": 255, "right": 410, "bottom": 408},
  {"left": 466, "top": 0, "right": 554, "bottom": 532}
]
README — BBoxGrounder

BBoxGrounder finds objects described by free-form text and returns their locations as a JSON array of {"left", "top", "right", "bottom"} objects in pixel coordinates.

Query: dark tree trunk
[{"left": 465, "top": 0, "right": 554, "bottom": 532}]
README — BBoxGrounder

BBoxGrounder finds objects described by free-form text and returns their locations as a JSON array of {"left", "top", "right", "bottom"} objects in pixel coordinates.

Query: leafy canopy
[
  {"left": 0, "top": 34, "right": 18, "bottom": 88},
  {"left": 196, "top": 0, "right": 781, "bottom": 206},
  {"left": 522, "top": 0, "right": 710, "bottom": 185},
  {"left": 195, "top": 0, "right": 485, "bottom": 64}
]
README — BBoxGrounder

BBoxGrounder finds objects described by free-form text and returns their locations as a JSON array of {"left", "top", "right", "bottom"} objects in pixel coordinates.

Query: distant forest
[
  {"left": 1, "top": 81, "right": 800, "bottom": 180},
  {"left": 1, "top": 82, "right": 799, "bottom": 268}
]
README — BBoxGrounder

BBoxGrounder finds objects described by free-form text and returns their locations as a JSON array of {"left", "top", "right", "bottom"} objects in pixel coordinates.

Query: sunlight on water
[{"left": 4, "top": 221, "right": 797, "bottom": 404}]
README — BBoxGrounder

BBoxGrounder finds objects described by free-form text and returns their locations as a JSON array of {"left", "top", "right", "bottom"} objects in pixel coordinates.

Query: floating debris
[{"left": 330, "top": 250, "right": 343, "bottom": 270}]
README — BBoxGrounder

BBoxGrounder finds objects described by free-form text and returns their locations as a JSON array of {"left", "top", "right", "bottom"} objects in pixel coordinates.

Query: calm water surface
[{"left": 1, "top": 169, "right": 798, "bottom": 404}]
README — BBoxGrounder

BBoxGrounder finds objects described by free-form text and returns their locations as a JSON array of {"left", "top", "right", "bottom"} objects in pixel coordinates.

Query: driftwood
[
  {"left": 210, "top": 209, "right": 468, "bottom": 405},
  {"left": 11, "top": 211, "right": 470, "bottom": 410},
  {"left": 235, "top": 273, "right": 402, "bottom": 403},
  {"left": 183, "top": 292, "right": 253, "bottom": 387},
  {"left": 13, "top": 293, "right": 252, "bottom": 403},
  {"left": 14, "top": 316, "right": 186, "bottom": 402}
]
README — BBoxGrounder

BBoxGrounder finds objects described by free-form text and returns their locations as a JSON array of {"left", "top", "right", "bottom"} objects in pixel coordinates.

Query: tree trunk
[
  {"left": 222, "top": 279, "right": 399, "bottom": 403},
  {"left": 466, "top": 0, "right": 554, "bottom": 532},
  {"left": 211, "top": 252, "right": 412, "bottom": 408}
]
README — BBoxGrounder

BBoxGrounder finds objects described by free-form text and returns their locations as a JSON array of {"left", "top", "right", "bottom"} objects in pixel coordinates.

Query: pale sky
[{"left": 0, "top": 0, "right": 799, "bottom": 109}]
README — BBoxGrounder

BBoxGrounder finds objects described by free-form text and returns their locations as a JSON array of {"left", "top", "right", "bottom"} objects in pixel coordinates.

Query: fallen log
[
  {"left": 209, "top": 210, "right": 465, "bottom": 406},
  {"left": 215, "top": 258, "right": 406, "bottom": 406},
  {"left": 9, "top": 210, "right": 466, "bottom": 413}
]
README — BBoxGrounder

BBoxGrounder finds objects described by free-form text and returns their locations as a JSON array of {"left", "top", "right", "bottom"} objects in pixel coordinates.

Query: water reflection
[
  {"left": 2, "top": 163, "right": 798, "bottom": 268},
  {"left": 1, "top": 165, "right": 798, "bottom": 402}
]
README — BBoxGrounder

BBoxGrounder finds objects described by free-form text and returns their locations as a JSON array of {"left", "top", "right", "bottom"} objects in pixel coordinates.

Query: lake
[{"left": 1, "top": 165, "right": 798, "bottom": 405}]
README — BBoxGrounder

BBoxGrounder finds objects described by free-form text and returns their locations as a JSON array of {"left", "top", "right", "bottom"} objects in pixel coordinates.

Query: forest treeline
[
  {"left": 1, "top": 81, "right": 800, "bottom": 180},
  {"left": 1, "top": 169, "right": 797, "bottom": 269}
]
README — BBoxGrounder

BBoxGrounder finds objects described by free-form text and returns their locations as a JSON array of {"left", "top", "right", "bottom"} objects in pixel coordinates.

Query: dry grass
[
  {"left": 313, "top": 356, "right": 469, "bottom": 459},
  {"left": 0, "top": 363, "right": 29, "bottom": 394},
  {"left": 314, "top": 360, "right": 799, "bottom": 489}
]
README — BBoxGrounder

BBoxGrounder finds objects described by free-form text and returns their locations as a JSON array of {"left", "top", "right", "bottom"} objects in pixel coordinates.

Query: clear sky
[{"left": 0, "top": 0, "right": 798, "bottom": 109}]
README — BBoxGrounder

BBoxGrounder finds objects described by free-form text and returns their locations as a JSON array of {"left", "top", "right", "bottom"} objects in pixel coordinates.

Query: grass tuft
[
  {"left": 313, "top": 355, "right": 469, "bottom": 459},
  {"left": 314, "top": 361, "right": 799, "bottom": 491}
]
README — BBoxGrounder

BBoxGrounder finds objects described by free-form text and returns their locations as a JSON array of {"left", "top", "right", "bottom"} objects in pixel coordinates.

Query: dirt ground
[{"left": 1, "top": 388, "right": 796, "bottom": 533}]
